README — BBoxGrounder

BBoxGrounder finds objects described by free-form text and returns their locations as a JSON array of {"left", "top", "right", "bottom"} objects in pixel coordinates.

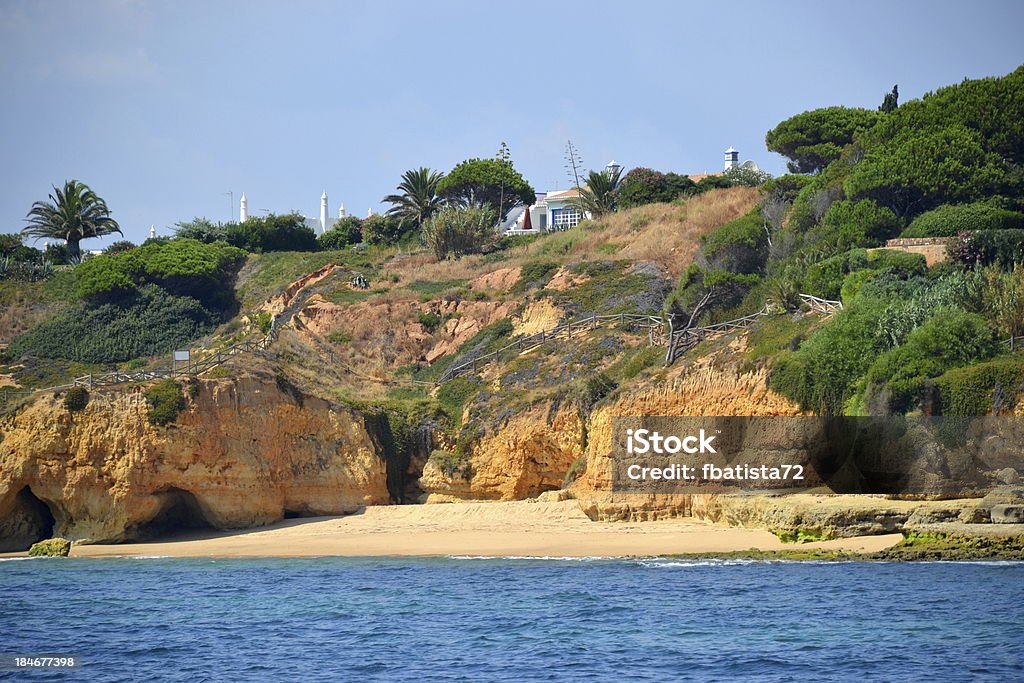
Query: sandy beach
[{"left": 24, "top": 500, "right": 904, "bottom": 559}]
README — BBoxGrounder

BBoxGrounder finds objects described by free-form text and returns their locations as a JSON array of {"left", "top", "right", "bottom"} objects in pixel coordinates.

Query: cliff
[{"left": 0, "top": 374, "right": 390, "bottom": 550}]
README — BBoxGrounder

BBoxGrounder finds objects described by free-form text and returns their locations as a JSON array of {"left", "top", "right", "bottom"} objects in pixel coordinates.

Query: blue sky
[{"left": 1, "top": 0, "right": 1022, "bottom": 246}]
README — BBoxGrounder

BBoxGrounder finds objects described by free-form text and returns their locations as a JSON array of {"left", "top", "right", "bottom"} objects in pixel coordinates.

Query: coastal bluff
[{"left": 0, "top": 374, "right": 390, "bottom": 550}]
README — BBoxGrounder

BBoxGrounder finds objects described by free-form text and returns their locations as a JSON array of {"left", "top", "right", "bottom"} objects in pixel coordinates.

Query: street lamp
[{"left": 606, "top": 160, "right": 622, "bottom": 177}]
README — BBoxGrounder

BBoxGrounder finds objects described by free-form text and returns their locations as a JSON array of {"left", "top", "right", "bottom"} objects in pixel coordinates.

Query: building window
[{"left": 552, "top": 206, "right": 582, "bottom": 230}]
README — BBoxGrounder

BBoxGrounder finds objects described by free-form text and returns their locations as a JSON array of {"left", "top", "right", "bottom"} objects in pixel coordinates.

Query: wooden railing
[{"left": 799, "top": 294, "right": 843, "bottom": 315}]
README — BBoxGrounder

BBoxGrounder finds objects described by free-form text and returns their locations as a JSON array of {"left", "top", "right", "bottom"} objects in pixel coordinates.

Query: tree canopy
[
  {"left": 765, "top": 107, "right": 879, "bottom": 174},
  {"left": 436, "top": 158, "right": 535, "bottom": 220}
]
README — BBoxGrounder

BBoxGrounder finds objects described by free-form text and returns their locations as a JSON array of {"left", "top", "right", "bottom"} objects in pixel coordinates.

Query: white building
[{"left": 239, "top": 191, "right": 346, "bottom": 233}]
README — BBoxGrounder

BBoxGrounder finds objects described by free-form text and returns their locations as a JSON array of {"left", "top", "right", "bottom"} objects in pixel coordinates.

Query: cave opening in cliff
[
  {"left": 0, "top": 487, "right": 57, "bottom": 551},
  {"left": 136, "top": 488, "right": 215, "bottom": 539}
]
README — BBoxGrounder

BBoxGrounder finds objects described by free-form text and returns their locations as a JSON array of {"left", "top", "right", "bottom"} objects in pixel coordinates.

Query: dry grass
[
  {"left": 536, "top": 187, "right": 760, "bottom": 280},
  {"left": 382, "top": 187, "right": 760, "bottom": 288}
]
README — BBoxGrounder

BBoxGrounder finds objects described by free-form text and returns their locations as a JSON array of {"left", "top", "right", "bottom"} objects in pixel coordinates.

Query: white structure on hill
[
  {"left": 238, "top": 192, "right": 344, "bottom": 233},
  {"left": 724, "top": 147, "right": 761, "bottom": 173}
]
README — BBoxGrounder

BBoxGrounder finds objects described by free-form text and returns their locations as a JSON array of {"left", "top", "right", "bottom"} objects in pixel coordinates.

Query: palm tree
[
  {"left": 574, "top": 167, "right": 623, "bottom": 218},
  {"left": 23, "top": 180, "right": 121, "bottom": 262},
  {"left": 382, "top": 167, "right": 445, "bottom": 229}
]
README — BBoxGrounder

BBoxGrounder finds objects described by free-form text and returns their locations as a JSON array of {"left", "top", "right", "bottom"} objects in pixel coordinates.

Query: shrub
[
  {"left": 563, "top": 456, "right": 587, "bottom": 486},
  {"left": 817, "top": 199, "right": 903, "bottom": 248},
  {"left": 421, "top": 206, "right": 498, "bottom": 260},
  {"left": 75, "top": 238, "right": 245, "bottom": 312},
  {"left": 361, "top": 214, "right": 406, "bottom": 245},
  {"left": 144, "top": 380, "right": 186, "bottom": 426},
  {"left": 227, "top": 213, "right": 318, "bottom": 252},
  {"left": 863, "top": 309, "right": 999, "bottom": 413},
  {"left": 28, "top": 538, "right": 71, "bottom": 557},
  {"left": 254, "top": 311, "right": 272, "bottom": 335},
  {"left": 317, "top": 216, "right": 363, "bottom": 249},
  {"left": 617, "top": 168, "right": 694, "bottom": 208},
  {"left": 803, "top": 250, "right": 868, "bottom": 299},
  {"left": 10, "top": 285, "right": 217, "bottom": 363},
  {"left": 769, "top": 299, "right": 889, "bottom": 414},
  {"left": 428, "top": 449, "right": 470, "bottom": 478},
  {"left": 63, "top": 387, "right": 89, "bottom": 412},
  {"left": 935, "top": 357, "right": 1024, "bottom": 415},
  {"left": 903, "top": 202, "right": 1024, "bottom": 238},
  {"left": 417, "top": 312, "right": 443, "bottom": 333},
  {"left": 949, "top": 229, "right": 1024, "bottom": 268},
  {"left": 700, "top": 209, "right": 769, "bottom": 274},
  {"left": 104, "top": 240, "right": 137, "bottom": 255},
  {"left": 514, "top": 261, "right": 558, "bottom": 291}
]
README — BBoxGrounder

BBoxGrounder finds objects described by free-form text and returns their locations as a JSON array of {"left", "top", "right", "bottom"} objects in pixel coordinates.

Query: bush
[
  {"left": 422, "top": 206, "right": 498, "bottom": 259},
  {"left": 949, "top": 229, "right": 1024, "bottom": 268},
  {"left": 75, "top": 238, "right": 245, "bottom": 312},
  {"left": 903, "top": 202, "right": 1024, "bottom": 238},
  {"left": 417, "top": 312, "right": 443, "bottom": 333},
  {"left": 617, "top": 168, "right": 694, "bottom": 208},
  {"left": 818, "top": 199, "right": 903, "bottom": 248},
  {"left": 227, "top": 213, "right": 319, "bottom": 252},
  {"left": 104, "top": 240, "right": 137, "bottom": 255},
  {"left": 769, "top": 299, "right": 889, "bottom": 414},
  {"left": 803, "top": 250, "right": 868, "bottom": 300},
  {"left": 10, "top": 285, "right": 218, "bottom": 363},
  {"left": 935, "top": 357, "right": 1024, "bottom": 415},
  {"left": 361, "top": 214, "right": 407, "bottom": 245},
  {"left": 514, "top": 260, "right": 559, "bottom": 291},
  {"left": 63, "top": 387, "right": 89, "bottom": 412},
  {"left": 863, "top": 309, "right": 999, "bottom": 413},
  {"left": 28, "top": 538, "right": 71, "bottom": 557},
  {"left": 317, "top": 216, "right": 363, "bottom": 249},
  {"left": 700, "top": 209, "right": 769, "bottom": 274},
  {"left": 144, "top": 380, "right": 186, "bottom": 426}
]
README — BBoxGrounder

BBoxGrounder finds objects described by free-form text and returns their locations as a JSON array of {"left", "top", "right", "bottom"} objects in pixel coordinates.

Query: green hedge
[
  {"left": 9, "top": 285, "right": 217, "bottom": 363},
  {"left": 903, "top": 202, "right": 1024, "bottom": 238},
  {"left": 934, "top": 357, "right": 1024, "bottom": 415},
  {"left": 75, "top": 238, "right": 245, "bottom": 312}
]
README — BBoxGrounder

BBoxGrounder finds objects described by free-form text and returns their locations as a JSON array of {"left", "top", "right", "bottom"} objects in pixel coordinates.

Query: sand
[{"left": 50, "top": 500, "right": 902, "bottom": 559}]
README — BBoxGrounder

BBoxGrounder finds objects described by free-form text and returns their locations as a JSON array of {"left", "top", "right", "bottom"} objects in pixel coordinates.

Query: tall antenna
[
  {"left": 564, "top": 140, "right": 585, "bottom": 214},
  {"left": 222, "top": 191, "right": 233, "bottom": 223}
]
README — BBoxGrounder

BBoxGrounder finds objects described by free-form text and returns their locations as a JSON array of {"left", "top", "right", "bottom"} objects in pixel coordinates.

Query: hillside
[{"left": 3, "top": 67, "right": 1024, "bottom": 550}]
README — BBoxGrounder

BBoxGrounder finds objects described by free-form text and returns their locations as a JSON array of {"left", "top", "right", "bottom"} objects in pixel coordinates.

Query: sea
[{"left": 1, "top": 557, "right": 1022, "bottom": 682}]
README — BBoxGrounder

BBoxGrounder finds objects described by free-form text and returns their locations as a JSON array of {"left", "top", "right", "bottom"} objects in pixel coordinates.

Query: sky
[{"left": 1, "top": 0, "right": 1023, "bottom": 246}]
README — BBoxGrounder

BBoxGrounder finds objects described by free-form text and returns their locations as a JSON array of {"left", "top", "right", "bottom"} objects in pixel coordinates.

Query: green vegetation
[
  {"left": 175, "top": 213, "right": 318, "bottom": 252},
  {"left": 23, "top": 180, "right": 122, "bottom": 262},
  {"left": 28, "top": 538, "right": 72, "bottom": 557},
  {"left": 382, "top": 167, "right": 445, "bottom": 229},
  {"left": 317, "top": 217, "right": 362, "bottom": 249},
  {"left": 775, "top": 527, "right": 829, "bottom": 543},
  {"left": 63, "top": 386, "right": 89, "bottom": 412},
  {"left": 144, "top": 380, "right": 187, "bottom": 426},
  {"left": 254, "top": 311, "right": 272, "bottom": 335},
  {"left": 9, "top": 285, "right": 218, "bottom": 363},
  {"left": 765, "top": 107, "right": 879, "bottom": 173},
  {"left": 436, "top": 157, "right": 535, "bottom": 221},
  {"left": 421, "top": 206, "right": 498, "bottom": 260},
  {"left": 903, "top": 201, "right": 1024, "bottom": 238},
  {"left": 934, "top": 357, "right": 1024, "bottom": 415}
]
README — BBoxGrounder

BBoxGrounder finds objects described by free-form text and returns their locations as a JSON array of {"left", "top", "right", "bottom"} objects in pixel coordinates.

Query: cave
[
  {"left": 0, "top": 487, "right": 57, "bottom": 552},
  {"left": 133, "top": 488, "right": 215, "bottom": 540}
]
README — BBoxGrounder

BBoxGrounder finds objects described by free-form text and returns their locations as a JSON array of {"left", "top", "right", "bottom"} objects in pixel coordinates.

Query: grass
[
  {"left": 745, "top": 313, "right": 822, "bottom": 362},
  {"left": 405, "top": 278, "right": 468, "bottom": 298}
]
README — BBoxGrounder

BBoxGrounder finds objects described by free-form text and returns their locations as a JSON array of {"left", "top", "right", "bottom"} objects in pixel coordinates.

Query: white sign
[{"left": 173, "top": 351, "right": 190, "bottom": 362}]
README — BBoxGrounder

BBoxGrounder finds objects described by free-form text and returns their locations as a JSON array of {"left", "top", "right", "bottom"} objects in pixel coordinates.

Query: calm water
[{"left": 1, "top": 557, "right": 1022, "bottom": 682}]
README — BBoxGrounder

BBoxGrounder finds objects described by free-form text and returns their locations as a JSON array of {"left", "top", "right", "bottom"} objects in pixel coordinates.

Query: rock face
[
  {"left": 0, "top": 374, "right": 390, "bottom": 549},
  {"left": 418, "top": 401, "right": 584, "bottom": 502},
  {"left": 574, "top": 366, "right": 807, "bottom": 521}
]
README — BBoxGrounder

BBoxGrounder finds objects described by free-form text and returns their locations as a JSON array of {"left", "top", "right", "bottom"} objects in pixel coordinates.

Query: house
[{"left": 504, "top": 160, "right": 623, "bottom": 235}]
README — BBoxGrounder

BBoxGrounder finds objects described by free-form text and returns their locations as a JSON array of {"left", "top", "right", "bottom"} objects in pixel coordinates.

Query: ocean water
[{"left": 1, "top": 557, "right": 1022, "bottom": 682}]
